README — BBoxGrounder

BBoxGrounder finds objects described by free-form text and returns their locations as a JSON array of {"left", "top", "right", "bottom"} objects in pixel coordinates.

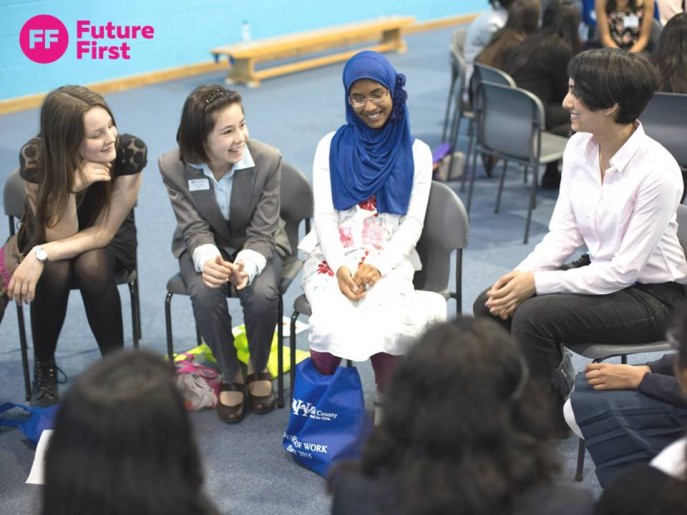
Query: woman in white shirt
[
  {"left": 299, "top": 51, "right": 446, "bottom": 411},
  {"left": 473, "top": 48, "right": 687, "bottom": 434}
]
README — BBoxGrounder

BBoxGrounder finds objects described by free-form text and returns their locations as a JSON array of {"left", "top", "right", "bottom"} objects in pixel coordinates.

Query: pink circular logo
[{"left": 20, "top": 15, "right": 69, "bottom": 64}]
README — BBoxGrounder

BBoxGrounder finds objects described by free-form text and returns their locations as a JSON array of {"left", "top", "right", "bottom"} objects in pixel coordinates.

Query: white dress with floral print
[{"left": 298, "top": 133, "right": 446, "bottom": 361}]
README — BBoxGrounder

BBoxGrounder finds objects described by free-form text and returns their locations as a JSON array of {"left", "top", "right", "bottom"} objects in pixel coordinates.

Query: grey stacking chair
[
  {"left": 451, "top": 27, "right": 467, "bottom": 57},
  {"left": 641, "top": 92, "right": 687, "bottom": 171},
  {"left": 163, "top": 161, "right": 313, "bottom": 409},
  {"left": 461, "top": 62, "right": 517, "bottom": 196},
  {"left": 440, "top": 48, "right": 472, "bottom": 181},
  {"left": 3, "top": 168, "right": 141, "bottom": 401},
  {"left": 288, "top": 180, "right": 469, "bottom": 394},
  {"left": 566, "top": 203, "right": 687, "bottom": 481},
  {"left": 467, "top": 81, "right": 569, "bottom": 243}
]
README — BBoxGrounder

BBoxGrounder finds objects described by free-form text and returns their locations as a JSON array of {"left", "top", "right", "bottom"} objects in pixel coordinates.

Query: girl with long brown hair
[{"left": 8, "top": 85, "right": 146, "bottom": 407}]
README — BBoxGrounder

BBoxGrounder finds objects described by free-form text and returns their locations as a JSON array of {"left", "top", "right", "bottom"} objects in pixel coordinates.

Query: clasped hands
[
  {"left": 336, "top": 263, "right": 381, "bottom": 301},
  {"left": 202, "top": 255, "right": 249, "bottom": 290},
  {"left": 484, "top": 270, "right": 536, "bottom": 320}
]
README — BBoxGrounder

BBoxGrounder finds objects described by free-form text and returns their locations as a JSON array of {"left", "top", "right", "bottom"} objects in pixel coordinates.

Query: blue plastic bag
[
  {"left": 283, "top": 359, "right": 371, "bottom": 477},
  {"left": 0, "top": 402, "right": 59, "bottom": 443}
]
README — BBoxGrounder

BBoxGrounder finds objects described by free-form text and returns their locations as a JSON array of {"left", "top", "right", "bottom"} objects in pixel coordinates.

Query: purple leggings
[{"left": 309, "top": 350, "right": 398, "bottom": 393}]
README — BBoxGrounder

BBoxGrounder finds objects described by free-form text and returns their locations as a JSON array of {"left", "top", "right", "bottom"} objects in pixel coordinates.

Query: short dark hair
[
  {"left": 176, "top": 84, "right": 242, "bottom": 164},
  {"left": 42, "top": 350, "right": 218, "bottom": 515},
  {"left": 567, "top": 48, "right": 658, "bottom": 124}
]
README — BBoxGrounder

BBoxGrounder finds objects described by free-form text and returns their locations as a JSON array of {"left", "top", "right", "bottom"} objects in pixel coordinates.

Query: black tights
[{"left": 31, "top": 249, "right": 124, "bottom": 361}]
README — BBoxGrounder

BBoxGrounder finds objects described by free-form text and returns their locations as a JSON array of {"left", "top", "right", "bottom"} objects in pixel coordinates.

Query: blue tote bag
[
  {"left": 0, "top": 402, "right": 58, "bottom": 443},
  {"left": 283, "top": 359, "right": 371, "bottom": 477}
]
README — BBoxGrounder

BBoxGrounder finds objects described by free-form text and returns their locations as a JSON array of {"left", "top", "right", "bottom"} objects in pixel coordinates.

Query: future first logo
[{"left": 20, "top": 14, "right": 155, "bottom": 64}]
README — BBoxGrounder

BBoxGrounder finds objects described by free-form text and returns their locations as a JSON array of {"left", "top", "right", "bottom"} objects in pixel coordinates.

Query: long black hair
[
  {"left": 42, "top": 350, "right": 219, "bottom": 515},
  {"left": 504, "top": 0, "right": 582, "bottom": 75},
  {"left": 358, "top": 318, "right": 559, "bottom": 515},
  {"left": 650, "top": 13, "right": 687, "bottom": 94}
]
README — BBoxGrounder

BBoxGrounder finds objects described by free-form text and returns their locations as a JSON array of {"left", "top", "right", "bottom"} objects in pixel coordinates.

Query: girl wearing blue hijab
[{"left": 298, "top": 51, "right": 447, "bottom": 421}]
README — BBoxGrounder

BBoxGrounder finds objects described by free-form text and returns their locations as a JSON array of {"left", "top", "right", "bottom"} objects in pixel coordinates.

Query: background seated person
[{"left": 595, "top": 308, "right": 687, "bottom": 515}]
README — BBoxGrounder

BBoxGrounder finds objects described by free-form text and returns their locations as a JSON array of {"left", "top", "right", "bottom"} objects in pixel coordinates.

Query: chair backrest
[
  {"left": 473, "top": 62, "right": 516, "bottom": 89},
  {"left": 451, "top": 28, "right": 467, "bottom": 57},
  {"left": 640, "top": 92, "right": 687, "bottom": 169},
  {"left": 413, "top": 181, "right": 469, "bottom": 315},
  {"left": 280, "top": 161, "right": 314, "bottom": 255},
  {"left": 448, "top": 48, "right": 468, "bottom": 122},
  {"left": 4, "top": 168, "right": 25, "bottom": 236},
  {"left": 475, "top": 81, "right": 544, "bottom": 163},
  {"left": 649, "top": 17, "right": 663, "bottom": 51},
  {"left": 470, "top": 62, "right": 516, "bottom": 110},
  {"left": 677, "top": 204, "right": 687, "bottom": 254}
]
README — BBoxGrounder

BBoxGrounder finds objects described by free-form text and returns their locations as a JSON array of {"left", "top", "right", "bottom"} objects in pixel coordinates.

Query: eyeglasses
[{"left": 348, "top": 89, "right": 389, "bottom": 109}]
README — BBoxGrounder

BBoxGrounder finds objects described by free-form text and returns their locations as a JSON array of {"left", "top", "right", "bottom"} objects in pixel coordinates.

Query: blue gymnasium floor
[{"left": 0, "top": 25, "right": 661, "bottom": 515}]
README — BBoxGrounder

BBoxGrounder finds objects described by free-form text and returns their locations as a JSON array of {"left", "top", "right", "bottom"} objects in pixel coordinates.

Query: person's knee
[
  {"left": 72, "top": 250, "right": 113, "bottom": 286},
  {"left": 189, "top": 282, "right": 227, "bottom": 312},
  {"left": 510, "top": 299, "right": 550, "bottom": 337},
  {"left": 472, "top": 289, "right": 491, "bottom": 317},
  {"left": 241, "top": 278, "right": 279, "bottom": 314}
]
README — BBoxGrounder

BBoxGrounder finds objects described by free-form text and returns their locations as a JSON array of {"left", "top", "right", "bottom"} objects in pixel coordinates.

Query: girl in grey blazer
[{"left": 160, "top": 85, "right": 290, "bottom": 423}]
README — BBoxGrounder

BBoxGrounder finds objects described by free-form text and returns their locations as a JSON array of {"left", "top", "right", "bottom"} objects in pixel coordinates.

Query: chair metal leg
[
  {"left": 127, "top": 280, "right": 139, "bottom": 349},
  {"left": 441, "top": 74, "right": 457, "bottom": 143},
  {"left": 494, "top": 160, "right": 509, "bottom": 214},
  {"left": 133, "top": 268, "right": 142, "bottom": 340},
  {"left": 17, "top": 303, "right": 31, "bottom": 401},
  {"left": 575, "top": 437, "right": 587, "bottom": 482},
  {"left": 461, "top": 118, "right": 475, "bottom": 193},
  {"left": 277, "top": 295, "right": 284, "bottom": 408},
  {"left": 466, "top": 142, "right": 481, "bottom": 214},
  {"left": 164, "top": 291, "right": 175, "bottom": 362},
  {"left": 290, "top": 310, "right": 300, "bottom": 401},
  {"left": 455, "top": 250, "right": 463, "bottom": 316}
]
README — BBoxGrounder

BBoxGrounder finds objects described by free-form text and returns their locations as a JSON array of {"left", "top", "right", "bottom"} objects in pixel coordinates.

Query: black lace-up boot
[{"left": 30, "top": 359, "right": 59, "bottom": 407}]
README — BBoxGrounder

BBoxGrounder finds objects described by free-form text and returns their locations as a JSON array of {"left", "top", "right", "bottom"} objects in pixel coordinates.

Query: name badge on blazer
[{"left": 188, "top": 178, "right": 210, "bottom": 192}]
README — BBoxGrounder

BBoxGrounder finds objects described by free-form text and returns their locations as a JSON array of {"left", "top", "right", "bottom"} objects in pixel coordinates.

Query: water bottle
[{"left": 241, "top": 20, "right": 251, "bottom": 42}]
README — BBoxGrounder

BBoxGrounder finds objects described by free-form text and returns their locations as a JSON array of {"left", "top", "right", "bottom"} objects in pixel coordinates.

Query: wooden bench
[{"left": 211, "top": 16, "right": 415, "bottom": 87}]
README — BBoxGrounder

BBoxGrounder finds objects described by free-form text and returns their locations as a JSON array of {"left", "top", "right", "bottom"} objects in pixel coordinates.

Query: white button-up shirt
[{"left": 517, "top": 123, "right": 687, "bottom": 295}]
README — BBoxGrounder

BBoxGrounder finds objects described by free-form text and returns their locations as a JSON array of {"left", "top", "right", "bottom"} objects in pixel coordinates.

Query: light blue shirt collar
[{"left": 189, "top": 145, "right": 255, "bottom": 176}]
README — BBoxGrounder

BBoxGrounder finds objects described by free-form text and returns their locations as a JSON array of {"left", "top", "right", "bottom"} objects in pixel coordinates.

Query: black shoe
[
  {"left": 247, "top": 371, "right": 276, "bottom": 414},
  {"left": 31, "top": 359, "right": 59, "bottom": 407},
  {"left": 216, "top": 383, "right": 246, "bottom": 424}
]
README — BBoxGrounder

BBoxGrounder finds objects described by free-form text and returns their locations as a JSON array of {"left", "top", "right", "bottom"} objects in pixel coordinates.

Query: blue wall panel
[{"left": 0, "top": 0, "right": 481, "bottom": 100}]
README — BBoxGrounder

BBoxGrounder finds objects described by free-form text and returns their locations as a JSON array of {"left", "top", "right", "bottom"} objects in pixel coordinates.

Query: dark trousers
[
  {"left": 473, "top": 282, "right": 686, "bottom": 387},
  {"left": 179, "top": 251, "right": 281, "bottom": 382}
]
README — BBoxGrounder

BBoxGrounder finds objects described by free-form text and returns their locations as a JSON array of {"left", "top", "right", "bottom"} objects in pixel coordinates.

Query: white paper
[
  {"left": 231, "top": 316, "right": 309, "bottom": 339},
  {"left": 26, "top": 429, "right": 53, "bottom": 485}
]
